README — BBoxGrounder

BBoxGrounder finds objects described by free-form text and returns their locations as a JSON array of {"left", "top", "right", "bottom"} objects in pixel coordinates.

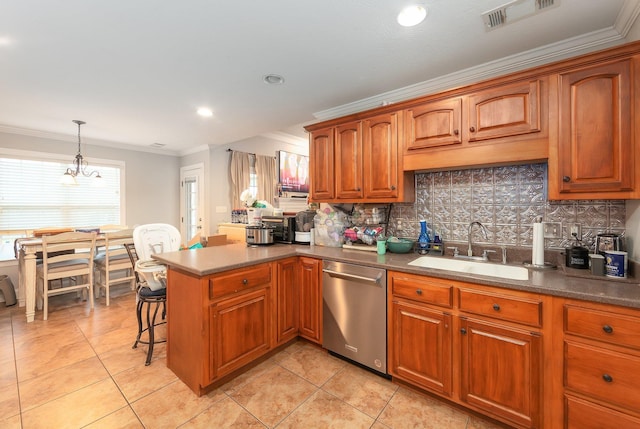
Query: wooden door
[
  {"left": 210, "top": 288, "right": 270, "bottom": 378},
  {"left": 276, "top": 257, "right": 298, "bottom": 345},
  {"left": 556, "top": 60, "right": 633, "bottom": 195},
  {"left": 390, "top": 299, "right": 452, "bottom": 396},
  {"left": 309, "top": 127, "right": 335, "bottom": 201},
  {"left": 335, "top": 121, "right": 363, "bottom": 200},
  {"left": 405, "top": 98, "right": 462, "bottom": 149},
  {"left": 466, "top": 79, "right": 541, "bottom": 142},
  {"left": 363, "top": 112, "right": 399, "bottom": 199},
  {"left": 460, "top": 318, "right": 541, "bottom": 428},
  {"left": 298, "top": 257, "right": 322, "bottom": 344}
]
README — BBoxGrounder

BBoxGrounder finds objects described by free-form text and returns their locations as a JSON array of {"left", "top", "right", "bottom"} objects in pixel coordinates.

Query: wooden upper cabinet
[
  {"left": 550, "top": 59, "right": 636, "bottom": 199},
  {"left": 309, "top": 127, "right": 335, "bottom": 201},
  {"left": 335, "top": 121, "right": 363, "bottom": 200},
  {"left": 363, "top": 112, "right": 400, "bottom": 199},
  {"left": 467, "top": 80, "right": 541, "bottom": 142},
  {"left": 405, "top": 98, "right": 462, "bottom": 150}
]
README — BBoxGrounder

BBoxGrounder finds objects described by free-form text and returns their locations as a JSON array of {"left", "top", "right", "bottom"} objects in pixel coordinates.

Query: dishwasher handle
[{"left": 323, "top": 268, "right": 382, "bottom": 284}]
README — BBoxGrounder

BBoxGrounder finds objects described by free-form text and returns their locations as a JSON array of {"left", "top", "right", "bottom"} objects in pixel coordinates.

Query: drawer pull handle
[
  {"left": 492, "top": 303, "right": 500, "bottom": 311},
  {"left": 242, "top": 279, "right": 248, "bottom": 285},
  {"left": 602, "top": 374, "right": 613, "bottom": 383},
  {"left": 602, "top": 325, "right": 613, "bottom": 334},
  {"left": 416, "top": 289, "right": 423, "bottom": 295},
  {"left": 460, "top": 328, "right": 467, "bottom": 335},
  {"left": 470, "top": 126, "right": 476, "bottom": 132}
]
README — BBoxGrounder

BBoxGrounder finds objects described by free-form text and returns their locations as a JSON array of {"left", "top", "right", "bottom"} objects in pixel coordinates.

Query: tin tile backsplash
[{"left": 389, "top": 163, "right": 626, "bottom": 250}]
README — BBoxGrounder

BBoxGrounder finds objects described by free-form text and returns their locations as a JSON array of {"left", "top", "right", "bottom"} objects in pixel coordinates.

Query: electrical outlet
[
  {"left": 570, "top": 223, "right": 581, "bottom": 240},
  {"left": 542, "top": 222, "right": 562, "bottom": 239}
]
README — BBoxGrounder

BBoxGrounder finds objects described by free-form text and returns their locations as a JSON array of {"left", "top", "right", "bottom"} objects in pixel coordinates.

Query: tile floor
[{"left": 0, "top": 287, "right": 508, "bottom": 428}]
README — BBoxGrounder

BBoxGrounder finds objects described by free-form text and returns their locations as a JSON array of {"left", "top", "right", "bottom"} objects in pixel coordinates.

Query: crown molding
[
  {"left": 260, "top": 131, "right": 308, "bottom": 146},
  {"left": 312, "top": 24, "right": 634, "bottom": 121}
]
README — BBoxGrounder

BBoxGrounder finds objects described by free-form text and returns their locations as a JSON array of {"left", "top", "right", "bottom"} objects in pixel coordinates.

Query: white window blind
[{"left": 0, "top": 154, "right": 122, "bottom": 260}]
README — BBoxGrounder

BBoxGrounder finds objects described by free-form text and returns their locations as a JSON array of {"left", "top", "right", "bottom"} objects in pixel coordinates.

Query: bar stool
[{"left": 124, "top": 243, "right": 166, "bottom": 366}]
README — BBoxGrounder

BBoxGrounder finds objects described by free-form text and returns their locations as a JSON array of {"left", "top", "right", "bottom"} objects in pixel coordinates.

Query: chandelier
[{"left": 61, "top": 120, "right": 102, "bottom": 185}]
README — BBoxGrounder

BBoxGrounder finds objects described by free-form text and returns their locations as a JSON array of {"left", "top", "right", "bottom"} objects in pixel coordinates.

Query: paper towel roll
[{"left": 532, "top": 222, "right": 544, "bottom": 266}]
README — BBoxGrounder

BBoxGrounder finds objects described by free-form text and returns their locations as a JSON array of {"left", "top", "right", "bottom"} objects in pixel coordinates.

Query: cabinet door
[
  {"left": 467, "top": 79, "right": 541, "bottom": 142},
  {"left": 309, "top": 127, "right": 335, "bottom": 200},
  {"left": 405, "top": 98, "right": 462, "bottom": 149},
  {"left": 390, "top": 299, "right": 452, "bottom": 396},
  {"left": 276, "top": 258, "right": 298, "bottom": 345},
  {"left": 460, "top": 318, "right": 541, "bottom": 429},
  {"left": 556, "top": 60, "right": 633, "bottom": 195},
  {"left": 335, "top": 121, "right": 363, "bottom": 200},
  {"left": 210, "top": 288, "right": 270, "bottom": 378},
  {"left": 299, "top": 257, "right": 322, "bottom": 344},
  {"left": 363, "top": 112, "right": 400, "bottom": 199}
]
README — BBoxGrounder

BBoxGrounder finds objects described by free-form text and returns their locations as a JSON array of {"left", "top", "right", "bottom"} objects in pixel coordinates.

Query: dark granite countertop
[{"left": 152, "top": 243, "right": 640, "bottom": 309}]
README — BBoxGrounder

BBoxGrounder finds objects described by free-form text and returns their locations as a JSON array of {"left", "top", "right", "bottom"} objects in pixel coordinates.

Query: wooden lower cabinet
[
  {"left": 298, "top": 257, "right": 322, "bottom": 344},
  {"left": 275, "top": 257, "right": 299, "bottom": 345},
  {"left": 388, "top": 271, "right": 544, "bottom": 428},
  {"left": 460, "top": 318, "right": 541, "bottom": 428},
  {"left": 210, "top": 287, "right": 270, "bottom": 378}
]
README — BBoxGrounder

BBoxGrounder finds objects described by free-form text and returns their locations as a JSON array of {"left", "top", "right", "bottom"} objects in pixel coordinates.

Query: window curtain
[
  {"left": 230, "top": 151, "right": 251, "bottom": 208},
  {"left": 255, "top": 154, "right": 277, "bottom": 206}
]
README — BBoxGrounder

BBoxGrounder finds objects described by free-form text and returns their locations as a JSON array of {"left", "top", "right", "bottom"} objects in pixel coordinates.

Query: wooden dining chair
[
  {"left": 94, "top": 229, "right": 135, "bottom": 306},
  {"left": 36, "top": 231, "right": 97, "bottom": 320}
]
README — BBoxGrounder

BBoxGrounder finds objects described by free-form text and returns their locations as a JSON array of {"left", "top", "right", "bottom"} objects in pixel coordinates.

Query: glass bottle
[{"left": 417, "top": 220, "right": 430, "bottom": 254}]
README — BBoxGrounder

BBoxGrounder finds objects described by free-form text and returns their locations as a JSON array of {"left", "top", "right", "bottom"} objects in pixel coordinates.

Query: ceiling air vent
[{"left": 482, "top": 0, "right": 558, "bottom": 30}]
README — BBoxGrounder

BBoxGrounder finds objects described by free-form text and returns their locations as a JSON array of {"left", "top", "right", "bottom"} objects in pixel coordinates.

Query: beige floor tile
[
  {"left": 0, "top": 413, "right": 21, "bottom": 429},
  {"left": 377, "top": 387, "right": 469, "bottom": 429},
  {"left": 75, "top": 306, "right": 137, "bottom": 339},
  {"left": 84, "top": 405, "right": 144, "bottom": 429},
  {"left": 18, "top": 356, "right": 109, "bottom": 411},
  {"left": 132, "top": 380, "right": 224, "bottom": 428},
  {"left": 178, "top": 396, "right": 263, "bottom": 428},
  {"left": 89, "top": 324, "right": 138, "bottom": 355},
  {"left": 113, "top": 360, "right": 179, "bottom": 402},
  {"left": 277, "top": 389, "right": 374, "bottom": 429},
  {"left": 0, "top": 356, "right": 17, "bottom": 387},
  {"left": 12, "top": 320, "right": 85, "bottom": 357},
  {"left": 322, "top": 364, "right": 398, "bottom": 418},
  {"left": 371, "top": 422, "right": 392, "bottom": 429},
  {"left": 220, "top": 356, "right": 278, "bottom": 395},
  {"left": 229, "top": 364, "right": 317, "bottom": 427},
  {"left": 21, "top": 378, "right": 127, "bottom": 429},
  {"left": 0, "top": 381, "right": 20, "bottom": 421},
  {"left": 467, "top": 415, "right": 509, "bottom": 429},
  {"left": 15, "top": 338, "right": 97, "bottom": 382},
  {"left": 277, "top": 342, "right": 346, "bottom": 386},
  {"left": 98, "top": 342, "right": 152, "bottom": 376}
]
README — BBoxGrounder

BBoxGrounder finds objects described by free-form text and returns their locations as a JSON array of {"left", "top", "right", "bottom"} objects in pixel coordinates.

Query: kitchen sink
[{"left": 408, "top": 256, "right": 529, "bottom": 281}]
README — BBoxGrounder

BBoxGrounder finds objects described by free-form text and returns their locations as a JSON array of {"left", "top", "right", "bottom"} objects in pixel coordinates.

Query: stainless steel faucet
[{"left": 468, "top": 221, "right": 489, "bottom": 257}]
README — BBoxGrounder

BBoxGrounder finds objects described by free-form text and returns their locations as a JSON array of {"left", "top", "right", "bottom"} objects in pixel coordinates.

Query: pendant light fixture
[{"left": 61, "top": 120, "right": 102, "bottom": 185}]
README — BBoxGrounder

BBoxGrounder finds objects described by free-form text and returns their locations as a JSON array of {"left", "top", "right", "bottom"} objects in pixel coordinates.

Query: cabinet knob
[
  {"left": 460, "top": 328, "right": 467, "bottom": 335},
  {"left": 602, "top": 325, "right": 613, "bottom": 334},
  {"left": 453, "top": 129, "right": 459, "bottom": 135},
  {"left": 242, "top": 279, "right": 248, "bottom": 285},
  {"left": 492, "top": 303, "right": 501, "bottom": 311},
  {"left": 469, "top": 126, "right": 476, "bottom": 132},
  {"left": 563, "top": 176, "right": 571, "bottom": 182},
  {"left": 602, "top": 374, "right": 613, "bottom": 383},
  {"left": 356, "top": 187, "right": 361, "bottom": 191},
  {"left": 391, "top": 185, "right": 396, "bottom": 190},
  {"left": 416, "top": 289, "right": 423, "bottom": 295}
]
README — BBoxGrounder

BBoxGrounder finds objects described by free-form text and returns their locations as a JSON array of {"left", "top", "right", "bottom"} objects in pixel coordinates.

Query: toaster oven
[{"left": 262, "top": 215, "right": 296, "bottom": 244}]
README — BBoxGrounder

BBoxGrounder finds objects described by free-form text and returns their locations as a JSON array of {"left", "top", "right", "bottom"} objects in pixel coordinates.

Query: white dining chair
[{"left": 94, "top": 228, "right": 135, "bottom": 306}]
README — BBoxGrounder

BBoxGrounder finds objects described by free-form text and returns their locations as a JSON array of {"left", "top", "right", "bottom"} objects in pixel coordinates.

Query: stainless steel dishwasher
[{"left": 322, "top": 260, "right": 387, "bottom": 375}]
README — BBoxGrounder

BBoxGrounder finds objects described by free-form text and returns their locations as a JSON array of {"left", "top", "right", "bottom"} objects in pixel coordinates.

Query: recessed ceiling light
[
  {"left": 197, "top": 107, "right": 213, "bottom": 117},
  {"left": 0, "top": 37, "right": 11, "bottom": 46},
  {"left": 397, "top": 5, "right": 428, "bottom": 27},
  {"left": 263, "top": 74, "right": 285, "bottom": 85}
]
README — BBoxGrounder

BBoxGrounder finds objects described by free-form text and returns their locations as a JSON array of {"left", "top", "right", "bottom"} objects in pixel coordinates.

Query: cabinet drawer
[
  {"left": 565, "top": 394, "right": 640, "bottom": 429},
  {"left": 458, "top": 288, "right": 542, "bottom": 327},
  {"left": 565, "top": 305, "right": 640, "bottom": 350},
  {"left": 209, "top": 264, "right": 272, "bottom": 299},
  {"left": 390, "top": 274, "right": 453, "bottom": 308},
  {"left": 565, "top": 341, "right": 640, "bottom": 412}
]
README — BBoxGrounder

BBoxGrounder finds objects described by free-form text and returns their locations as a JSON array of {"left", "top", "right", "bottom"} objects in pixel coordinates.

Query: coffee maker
[{"left": 294, "top": 210, "right": 316, "bottom": 244}]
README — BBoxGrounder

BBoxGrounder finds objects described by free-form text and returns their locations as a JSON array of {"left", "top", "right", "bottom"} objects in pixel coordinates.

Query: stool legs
[{"left": 133, "top": 297, "right": 166, "bottom": 366}]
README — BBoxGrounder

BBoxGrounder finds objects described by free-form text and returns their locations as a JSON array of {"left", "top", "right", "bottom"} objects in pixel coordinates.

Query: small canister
[
  {"left": 604, "top": 250, "right": 628, "bottom": 278},
  {"left": 588, "top": 254, "right": 605, "bottom": 276}
]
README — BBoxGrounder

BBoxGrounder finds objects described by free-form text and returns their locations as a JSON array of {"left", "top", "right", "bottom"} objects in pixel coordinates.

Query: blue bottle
[{"left": 417, "top": 220, "right": 430, "bottom": 254}]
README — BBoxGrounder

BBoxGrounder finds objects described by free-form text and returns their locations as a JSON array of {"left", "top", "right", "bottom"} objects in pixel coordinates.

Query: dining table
[{"left": 15, "top": 234, "right": 107, "bottom": 323}]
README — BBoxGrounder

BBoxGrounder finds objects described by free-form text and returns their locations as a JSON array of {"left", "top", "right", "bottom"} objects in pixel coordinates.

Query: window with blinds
[{"left": 0, "top": 155, "right": 122, "bottom": 261}]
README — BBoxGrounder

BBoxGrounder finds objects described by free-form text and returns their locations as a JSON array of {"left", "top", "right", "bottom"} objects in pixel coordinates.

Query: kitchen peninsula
[{"left": 154, "top": 242, "right": 640, "bottom": 428}]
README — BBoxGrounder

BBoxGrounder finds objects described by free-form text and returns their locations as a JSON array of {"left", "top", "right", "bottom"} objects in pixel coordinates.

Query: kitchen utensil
[
  {"left": 565, "top": 244, "right": 589, "bottom": 269},
  {"left": 245, "top": 225, "right": 274, "bottom": 245}
]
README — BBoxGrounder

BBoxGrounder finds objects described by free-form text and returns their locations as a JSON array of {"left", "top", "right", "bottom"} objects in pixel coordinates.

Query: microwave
[{"left": 262, "top": 215, "right": 296, "bottom": 244}]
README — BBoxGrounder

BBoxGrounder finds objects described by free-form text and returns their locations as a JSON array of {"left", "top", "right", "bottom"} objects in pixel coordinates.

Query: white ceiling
[{"left": 0, "top": 0, "right": 638, "bottom": 155}]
